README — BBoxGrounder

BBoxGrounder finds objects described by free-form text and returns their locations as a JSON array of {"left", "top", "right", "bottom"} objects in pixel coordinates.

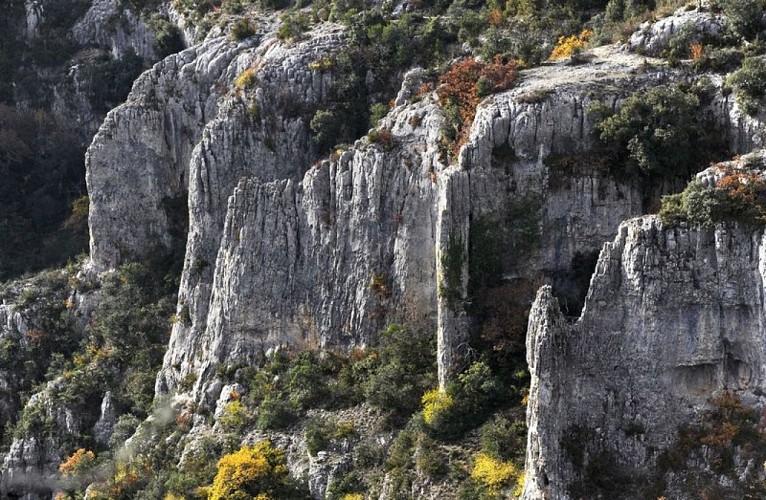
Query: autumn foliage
[
  {"left": 59, "top": 448, "right": 96, "bottom": 476},
  {"left": 549, "top": 29, "right": 593, "bottom": 61},
  {"left": 716, "top": 168, "right": 766, "bottom": 206},
  {"left": 437, "top": 56, "right": 517, "bottom": 150},
  {"left": 209, "top": 441, "right": 290, "bottom": 500},
  {"left": 471, "top": 451, "right": 524, "bottom": 495}
]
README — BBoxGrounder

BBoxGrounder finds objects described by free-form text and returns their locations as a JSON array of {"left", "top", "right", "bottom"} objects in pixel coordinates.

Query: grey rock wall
[
  {"left": 72, "top": 0, "right": 158, "bottom": 61},
  {"left": 86, "top": 35, "right": 249, "bottom": 269},
  {"left": 523, "top": 215, "right": 766, "bottom": 498},
  {"left": 156, "top": 44, "right": 699, "bottom": 400},
  {"left": 83, "top": 21, "right": 766, "bottom": 416}
]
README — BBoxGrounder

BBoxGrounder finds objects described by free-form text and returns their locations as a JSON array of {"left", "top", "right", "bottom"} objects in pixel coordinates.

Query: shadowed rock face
[{"left": 524, "top": 215, "right": 766, "bottom": 499}]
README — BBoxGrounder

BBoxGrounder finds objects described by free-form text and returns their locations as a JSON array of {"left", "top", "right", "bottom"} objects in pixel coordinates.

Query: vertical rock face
[
  {"left": 0, "top": 305, "right": 30, "bottom": 427},
  {"left": 164, "top": 95, "right": 447, "bottom": 400},
  {"left": 152, "top": 25, "right": 352, "bottom": 395},
  {"left": 83, "top": 21, "right": 766, "bottom": 412},
  {"left": 86, "top": 35, "right": 246, "bottom": 269},
  {"left": 524, "top": 217, "right": 766, "bottom": 499},
  {"left": 16, "top": 0, "right": 173, "bottom": 146},
  {"left": 156, "top": 45, "right": 700, "bottom": 400}
]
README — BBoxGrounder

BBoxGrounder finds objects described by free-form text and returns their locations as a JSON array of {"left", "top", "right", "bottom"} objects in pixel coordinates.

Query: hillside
[{"left": 2, "top": 0, "right": 766, "bottom": 498}]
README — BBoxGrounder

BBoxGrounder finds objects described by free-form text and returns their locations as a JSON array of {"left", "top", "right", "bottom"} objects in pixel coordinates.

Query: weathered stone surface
[
  {"left": 93, "top": 391, "right": 117, "bottom": 446},
  {"left": 72, "top": 0, "right": 158, "bottom": 61},
  {"left": 1, "top": 376, "right": 91, "bottom": 498},
  {"left": 167, "top": 93, "right": 446, "bottom": 400},
  {"left": 154, "top": 43, "right": 766, "bottom": 401},
  {"left": 629, "top": 6, "right": 724, "bottom": 56},
  {"left": 87, "top": 35, "right": 250, "bottom": 269},
  {"left": 24, "top": 0, "right": 42, "bottom": 40},
  {"left": 523, "top": 212, "right": 766, "bottom": 499}
]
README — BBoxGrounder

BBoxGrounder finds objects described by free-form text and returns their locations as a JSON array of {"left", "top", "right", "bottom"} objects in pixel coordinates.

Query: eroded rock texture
[
  {"left": 524, "top": 214, "right": 766, "bottom": 498},
  {"left": 85, "top": 25, "right": 766, "bottom": 406}
]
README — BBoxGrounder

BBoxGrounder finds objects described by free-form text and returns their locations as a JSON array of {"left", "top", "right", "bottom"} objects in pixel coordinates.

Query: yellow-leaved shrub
[
  {"left": 421, "top": 389, "right": 454, "bottom": 426},
  {"left": 549, "top": 29, "right": 593, "bottom": 61},
  {"left": 208, "top": 441, "right": 288, "bottom": 500},
  {"left": 471, "top": 452, "right": 520, "bottom": 494}
]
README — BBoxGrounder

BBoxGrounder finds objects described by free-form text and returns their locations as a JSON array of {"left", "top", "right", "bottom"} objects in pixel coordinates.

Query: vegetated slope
[{"left": 4, "top": 0, "right": 766, "bottom": 499}]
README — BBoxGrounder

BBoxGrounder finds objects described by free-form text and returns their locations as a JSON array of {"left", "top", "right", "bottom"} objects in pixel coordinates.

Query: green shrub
[
  {"left": 164, "top": 436, "right": 221, "bottom": 498},
  {"left": 231, "top": 17, "right": 256, "bottom": 41},
  {"left": 257, "top": 394, "right": 297, "bottom": 430},
  {"left": 664, "top": 23, "right": 699, "bottom": 62},
  {"left": 694, "top": 46, "right": 745, "bottom": 73},
  {"left": 369, "top": 102, "right": 389, "bottom": 126},
  {"left": 305, "top": 418, "right": 356, "bottom": 456},
  {"left": 591, "top": 84, "right": 725, "bottom": 179},
  {"left": 423, "top": 362, "right": 502, "bottom": 438},
  {"left": 310, "top": 108, "right": 342, "bottom": 152},
  {"left": 364, "top": 324, "right": 437, "bottom": 428},
  {"left": 277, "top": 11, "right": 311, "bottom": 42},
  {"left": 479, "top": 414, "right": 527, "bottom": 463},
  {"left": 659, "top": 167, "right": 766, "bottom": 228},
  {"left": 149, "top": 15, "right": 185, "bottom": 58},
  {"left": 86, "top": 50, "right": 146, "bottom": 114},
  {"left": 367, "top": 127, "right": 397, "bottom": 151},
  {"left": 220, "top": 400, "right": 251, "bottom": 432},
  {"left": 416, "top": 435, "right": 447, "bottom": 478},
  {"left": 385, "top": 419, "right": 420, "bottom": 471},
  {"left": 604, "top": 0, "right": 657, "bottom": 23},
  {"left": 288, "top": 351, "right": 328, "bottom": 409},
  {"left": 325, "top": 472, "right": 364, "bottom": 500},
  {"left": 658, "top": 183, "right": 712, "bottom": 227},
  {"left": 723, "top": 0, "right": 765, "bottom": 41},
  {"left": 726, "top": 57, "right": 766, "bottom": 116}
]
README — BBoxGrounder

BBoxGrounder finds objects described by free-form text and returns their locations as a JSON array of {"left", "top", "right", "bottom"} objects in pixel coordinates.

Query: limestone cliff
[
  {"left": 84, "top": 20, "right": 766, "bottom": 409},
  {"left": 150, "top": 43, "right": 688, "bottom": 401},
  {"left": 524, "top": 212, "right": 766, "bottom": 498},
  {"left": 9, "top": 2, "right": 766, "bottom": 497}
]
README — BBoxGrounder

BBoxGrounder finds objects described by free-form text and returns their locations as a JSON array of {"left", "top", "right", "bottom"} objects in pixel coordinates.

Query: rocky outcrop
[
  {"left": 0, "top": 272, "right": 80, "bottom": 446},
  {"left": 1, "top": 376, "right": 92, "bottom": 496},
  {"left": 15, "top": 0, "right": 176, "bottom": 146},
  {"left": 83, "top": 15, "right": 766, "bottom": 410},
  {"left": 629, "top": 6, "right": 724, "bottom": 56},
  {"left": 24, "top": 0, "right": 42, "bottom": 40},
  {"left": 166, "top": 92, "right": 446, "bottom": 400},
  {"left": 156, "top": 44, "right": 703, "bottom": 400},
  {"left": 0, "top": 304, "right": 30, "bottom": 430},
  {"left": 86, "top": 22, "right": 344, "bottom": 271},
  {"left": 87, "top": 35, "right": 249, "bottom": 269},
  {"left": 72, "top": 0, "right": 159, "bottom": 61},
  {"left": 523, "top": 214, "right": 766, "bottom": 498}
]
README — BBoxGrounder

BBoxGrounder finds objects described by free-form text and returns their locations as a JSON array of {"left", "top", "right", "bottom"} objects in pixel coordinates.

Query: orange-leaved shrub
[
  {"left": 436, "top": 56, "right": 517, "bottom": 151},
  {"left": 59, "top": 448, "right": 96, "bottom": 476}
]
